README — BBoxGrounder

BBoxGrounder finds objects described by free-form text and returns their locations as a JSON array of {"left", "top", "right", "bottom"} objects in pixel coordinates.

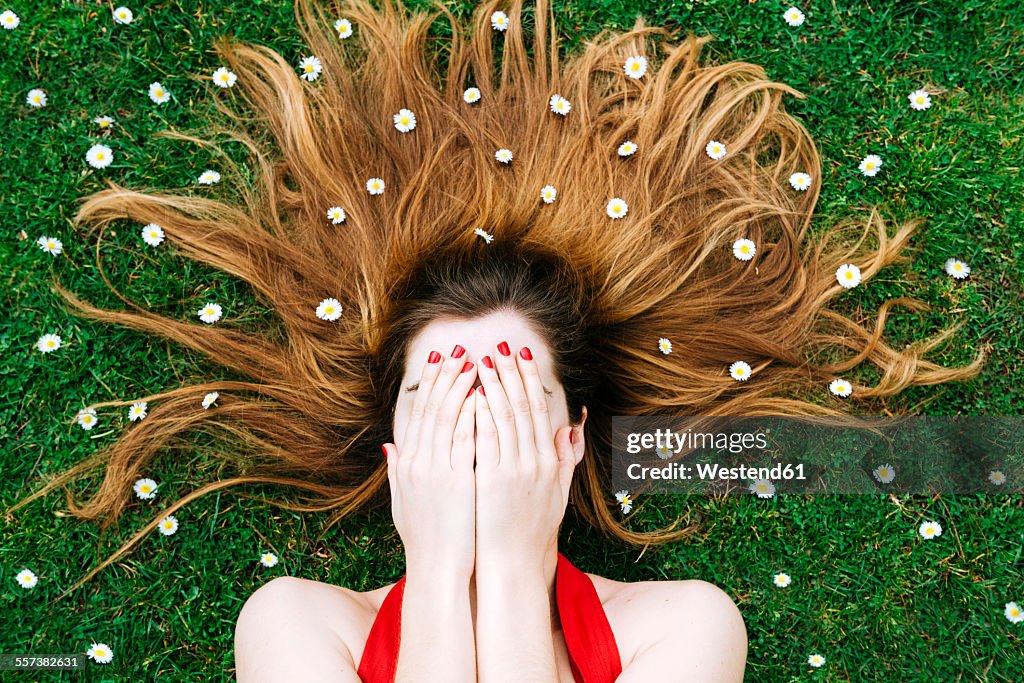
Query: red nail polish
[
  {"left": 461, "top": 361, "right": 474, "bottom": 373},
  {"left": 467, "top": 386, "right": 475, "bottom": 398},
  {"left": 477, "top": 385, "right": 485, "bottom": 396},
  {"left": 570, "top": 430, "right": 575, "bottom": 444},
  {"left": 452, "top": 345, "right": 465, "bottom": 358},
  {"left": 428, "top": 351, "right": 441, "bottom": 364},
  {"left": 520, "top": 346, "right": 533, "bottom": 360},
  {"left": 481, "top": 355, "right": 493, "bottom": 369},
  {"left": 381, "top": 444, "right": 388, "bottom": 456},
  {"left": 497, "top": 341, "right": 511, "bottom": 356}
]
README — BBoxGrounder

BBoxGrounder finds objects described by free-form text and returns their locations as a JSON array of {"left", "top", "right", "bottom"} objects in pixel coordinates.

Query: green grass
[{"left": 2, "top": 0, "right": 1023, "bottom": 680}]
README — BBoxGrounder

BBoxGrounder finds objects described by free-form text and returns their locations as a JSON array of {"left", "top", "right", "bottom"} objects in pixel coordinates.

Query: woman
[{"left": 10, "top": 0, "right": 982, "bottom": 679}]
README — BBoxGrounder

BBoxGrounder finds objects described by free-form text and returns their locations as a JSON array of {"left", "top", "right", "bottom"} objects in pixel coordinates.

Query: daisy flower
[
  {"left": 540, "top": 184, "right": 557, "bottom": 204},
  {"left": 549, "top": 94, "right": 571, "bottom": 115},
  {"left": 366, "top": 177, "right": 385, "bottom": 195},
  {"left": 789, "top": 172, "right": 812, "bottom": 191},
  {"left": 617, "top": 140, "right": 638, "bottom": 157},
  {"left": 37, "top": 235, "right": 63, "bottom": 255},
  {"left": 729, "top": 360, "right": 751, "bottom": 381},
  {"left": 334, "top": 18, "right": 353, "bottom": 39},
  {"left": 908, "top": 89, "right": 932, "bottom": 111},
  {"left": 829, "top": 378, "right": 852, "bottom": 397},
  {"left": 988, "top": 470, "right": 1006, "bottom": 485},
  {"left": 1, "top": 10, "right": 19, "bottom": 30},
  {"left": 495, "top": 148, "right": 513, "bottom": 164},
  {"left": 76, "top": 408, "right": 98, "bottom": 430},
  {"left": 773, "top": 572, "right": 791, "bottom": 588},
  {"left": 944, "top": 258, "right": 970, "bottom": 279},
  {"left": 463, "top": 87, "right": 481, "bottom": 104},
  {"left": 202, "top": 391, "right": 219, "bottom": 409},
  {"left": 872, "top": 464, "right": 895, "bottom": 484},
  {"left": 490, "top": 10, "right": 508, "bottom": 31},
  {"left": 393, "top": 108, "right": 416, "bottom": 133},
  {"left": 133, "top": 478, "right": 158, "bottom": 500},
  {"left": 732, "top": 238, "right": 756, "bottom": 261},
  {"left": 260, "top": 552, "right": 279, "bottom": 567},
  {"left": 197, "top": 170, "right": 221, "bottom": 185},
  {"left": 624, "top": 55, "right": 648, "bottom": 79},
  {"left": 606, "top": 197, "right": 628, "bottom": 219},
  {"left": 27, "top": 88, "right": 47, "bottom": 107},
  {"left": 784, "top": 7, "right": 806, "bottom": 27},
  {"left": 656, "top": 443, "right": 672, "bottom": 459},
  {"left": 128, "top": 401, "right": 148, "bottom": 422},
  {"left": 807, "top": 653, "right": 825, "bottom": 668},
  {"left": 658, "top": 337, "right": 672, "bottom": 354},
  {"left": 474, "top": 228, "right": 494, "bottom": 244},
  {"left": 750, "top": 478, "right": 775, "bottom": 498},
  {"left": 614, "top": 490, "right": 633, "bottom": 514},
  {"left": 94, "top": 115, "right": 115, "bottom": 129},
  {"left": 16, "top": 569, "right": 37, "bottom": 589},
  {"left": 212, "top": 66, "right": 238, "bottom": 88},
  {"left": 198, "top": 302, "right": 223, "bottom": 323},
  {"left": 859, "top": 154, "right": 882, "bottom": 177},
  {"left": 705, "top": 140, "right": 727, "bottom": 160},
  {"left": 835, "top": 263, "right": 861, "bottom": 288},
  {"left": 86, "top": 144, "right": 113, "bottom": 169},
  {"left": 36, "top": 333, "right": 62, "bottom": 353},
  {"left": 112, "top": 6, "right": 133, "bottom": 24},
  {"left": 159, "top": 515, "right": 179, "bottom": 536},
  {"left": 86, "top": 643, "right": 114, "bottom": 664},
  {"left": 1006, "top": 602, "right": 1024, "bottom": 624},
  {"left": 298, "top": 56, "right": 322, "bottom": 81},
  {"left": 918, "top": 520, "right": 942, "bottom": 540},
  {"left": 316, "top": 297, "right": 343, "bottom": 321},
  {"left": 148, "top": 82, "right": 170, "bottom": 104},
  {"left": 142, "top": 223, "right": 165, "bottom": 247},
  {"left": 327, "top": 206, "right": 347, "bottom": 224}
]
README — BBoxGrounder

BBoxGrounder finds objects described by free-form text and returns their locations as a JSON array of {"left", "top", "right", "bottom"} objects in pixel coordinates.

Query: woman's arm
[{"left": 395, "top": 565, "right": 475, "bottom": 683}]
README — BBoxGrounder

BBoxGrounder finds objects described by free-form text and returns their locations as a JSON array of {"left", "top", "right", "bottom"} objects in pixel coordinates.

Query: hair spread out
[{"left": 10, "top": 0, "right": 984, "bottom": 596}]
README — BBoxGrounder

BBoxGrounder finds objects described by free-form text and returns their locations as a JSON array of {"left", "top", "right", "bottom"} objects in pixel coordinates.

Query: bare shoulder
[{"left": 587, "top": 572, "right": 747, "bottom": 682}]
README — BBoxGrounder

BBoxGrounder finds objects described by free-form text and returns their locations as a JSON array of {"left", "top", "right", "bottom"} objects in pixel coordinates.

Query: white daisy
[
  {"left": 86, "top": 643, "right": 114, "bottom": 664},
  {"left": 859, "top": 154, "right": 882, "bottom": 177},
  {"left": 148, "top": 82, "right": 170, "bottom": 104},
  {"left": 128, "top": 401, "right": 148, "bottom": 422},
  {"left": 159, "top": 515, "right": 179, "bottom": 536},
  {"left": 872, "top": 464, "right": 895, "bottom": 484},
  {"left": 474, "top": 228, "right": 494, "bottom": 244},
  {"left": 198, "top": 302, "right": 223, "bottom": 323},
  {"left": 773, "top": 572, "right": 791, "bottom": 588},
  {"left": 835, "top": 263, "right": 861, "bottom": 288},
  {"left": 705, "top": 140, "right": 727, "bottom": 160},
  {"left": 729, "top": 360, "right": 752, "bottom": 381},
  {"left": 16, "top": 569, "right": 37, "bottom": 589},
  {"left": 197, "top": 169, "right": 221, "bottom": 185},
  {"left": 316, "top": 297, "right": 343, "bottom": 321},
  {"left": 549, "top": 94, "right": 571, "bottom": 115},
  {"left": 656, "top": 443, "right": 672, "bottom": 459},
  {"left": 658, "top": 337, "right": 672, "bottom": 354},
  {"left": 260, "top": 552, "right": 279, "bottom": 567},
  {"left": 606, "top": 197, "right": 628, "bottom": 219},
  {"left": 828, "top": 378, "right": 852, "bottom": 397},
  {"left": 366, "top": 178, "right": 385, "bottom": 195},
  {"left": 944, "top": 258, "right": 970, "bottom": 279},
  {"left": 26, "top": 88, "right": 47, "bottom": 107},
  {"left": 788, "top": 172, "right": 812, "bottom": 191},
  {"left": 36, "top": 333, "right": 62, "bottom": 353},
  {"left": 1, "top": 10, "right": 19, "bottom": 30},
  {"left": 918, "top": 520, "right": 942, "bottom": 540},
  {"left": 112, "top": 6, "right": 133, "bottom": 24},
  {"left": 807, "top": 653, "right": 825, "bottom": 668},
  {"left": 327, "top": 206, "right": 347, "bottom": 224},
  {"left": 540, "top": 184, "right": 557, "bottom": 204},
  {"left": 988, "top": 470, "right": 1006, "bottom": 485},
  {"left": 495, "top": 148, "right": 513, "bottom": 164},
  {"left": 784, "top": 7, "right": 806, "bottom": 27},
  {"left": 491, "top": 11, "right": 508, "bottom": 31},
  {"left": 86, "top": 144, "right": 113, "bottom": 169},
  {"left": 1006, "top": 602, "right": 1024, "bottom": 624},
  {"left": 617, "top": 140, "right": 638, "bottom": 157},
  {"left": 133, "top": 478, "right": 158, "bottom": 500},
  {"left": 334, "top": 18, "right": 353, "bottom": 39},
  {"left": 614, "top": 490, "right": 633, "bottom": 514},
  {"left": 212, "top": 66, "right": 238, "bottom": 88},
  {"left": 94, "top": 115, "right": 115, "bottom": 128},
  {"left": 394, "top": 108, "right": 416, "bottom": 133},
  {"left": 463, "top": 87, "right": 481, "bottom": 104},
  {"left": 908, "top": 89, "right": 932, "bottom": 111},
  {"left": 298, "top": 55, "right": 322, "bottom": 81},
  {"left": 37, "top": 235, "right": 63, "bottom": 255},
  {"left": 624, "top": 55, "right": 648, "bottom": 79},
  {"left": 202, "top": 391, "right": 219, "bottom": 409},
  {"left": 142, "top": 223, "right": 165, "bottom": 247},
  {"left": 76, "top": 408, "right": 98, "bottom": 430},
  {"left": 732, "top": 238, "right": 756, "bottom": 261},
  {"left": 750, "top": 478, "right": 775, "bottom": 498}
]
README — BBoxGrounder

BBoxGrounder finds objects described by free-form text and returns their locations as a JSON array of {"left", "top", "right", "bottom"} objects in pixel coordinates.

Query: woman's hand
[{"left": 384, "top": 345, "right": 479, "bottom": 579}]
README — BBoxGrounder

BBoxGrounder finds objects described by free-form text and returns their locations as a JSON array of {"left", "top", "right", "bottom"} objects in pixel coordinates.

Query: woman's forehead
[{"left": 403, "top": 314, "right": 554, "bottom": 377}]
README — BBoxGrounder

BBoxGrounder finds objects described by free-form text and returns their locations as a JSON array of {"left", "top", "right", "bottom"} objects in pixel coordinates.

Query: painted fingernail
[
  {"left": 467, "top": 386, "right": 476, "bottom": 398},
  {"left": 477, "top": 385, "right": 485, "bottom": 396},
  {"left": 569, "top": 430, "right": 575, "bottom": 445},
  {"left": 381, "top": 444, "right": 388, "bottom": 456},
  {"left": 520, "top": 346, "right": 533, "bottom": 360},
  {"left": 428, "top": 351, "right": 441, "bottom": 364},
  {"left": 452, "top": 344, "right": 466, "bottom": 358},
  {"left": 481, "top": 355, "right": 493, "bottom": 369},
  {"left": 461, "top": 361, "right": 474, "bottom": 373},
  {"left": 497, "top": 341, "right": 511, "bottom": 356}
]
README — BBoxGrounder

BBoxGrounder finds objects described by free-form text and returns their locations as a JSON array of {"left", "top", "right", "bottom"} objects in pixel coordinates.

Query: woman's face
[{"left": 392, "top": 309, "right": 582, "bottom": 453}]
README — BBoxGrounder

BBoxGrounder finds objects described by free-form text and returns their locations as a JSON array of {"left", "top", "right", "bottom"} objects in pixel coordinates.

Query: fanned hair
[{"left": 10, "top": 0, "right": 984, "bottom": 596}]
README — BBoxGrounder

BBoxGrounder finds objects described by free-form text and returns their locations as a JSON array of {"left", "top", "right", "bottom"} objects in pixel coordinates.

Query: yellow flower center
[
  {"left": 96, "top": 649, "right": 106, "bottom": 656},
  {"left": 400, "top": 117, "right": 409, "bottom": 125},
  {"left": 46, "top": 340, "right": 55, "bottom": 347},
  {"left": 631, "top": 63, "right": 640, "bottom": 71},
  {"left": 741, "top": 245, "right": 749, "bottom": 253},
  {"left": 866, "top": 162, "right": 874, "bottom": 169},
  {"left": 141, "top": 485, "right": 150, "bottom": 492},
  {"left": 845, "top": 271, "right": 853, "bottom": 279},
  {"left": 97, "top": 152, "right": 105, "bottom": 160},
  {"left": 736, "top": 368, "right": 745, "bottom": 375},
  {"left": 155, "top": 89, "right": 163, "bottom": 97},
  {"left": 325, "top": 306, "right": 334, "bottom": 314},
  {"left": 1012, "top": 608, "right": 1020, "bottom": 616}
]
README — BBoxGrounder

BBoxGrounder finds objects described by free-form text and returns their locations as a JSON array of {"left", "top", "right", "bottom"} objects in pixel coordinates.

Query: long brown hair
[{"left": 9, "top": 0, "right": 984, "bottom": 596}]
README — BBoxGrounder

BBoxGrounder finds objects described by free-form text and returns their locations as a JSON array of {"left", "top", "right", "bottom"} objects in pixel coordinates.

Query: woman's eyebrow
[{"left": 404, "top": 381, "right": 553, "bottom": 395}]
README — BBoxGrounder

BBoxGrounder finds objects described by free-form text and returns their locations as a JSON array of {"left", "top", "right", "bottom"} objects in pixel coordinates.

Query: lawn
[{"left": 2, "top": 0, "right": 1022, "bottom": 680}]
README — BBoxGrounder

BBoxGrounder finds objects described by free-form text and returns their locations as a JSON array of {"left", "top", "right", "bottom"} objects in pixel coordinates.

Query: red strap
[{"left": 356, "top": 575, "right": 406, "bottom": 683}]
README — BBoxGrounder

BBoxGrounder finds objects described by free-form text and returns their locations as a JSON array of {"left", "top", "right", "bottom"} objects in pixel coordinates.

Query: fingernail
[
  {"left": 381, "top": 444, "right": 388, "bottom": 456},
  {"left": 569, "top": 430, "right": 575, "bottom": 445},
  {"left": 497, "top": 341, "right": 511, "bottom": 356},
  {"left": 452, "top": 344, "right": 466, "bottom": 358},
  {"left": 428, "top": 351, "right": 441, "bottom": 364},
  {"left": 477, "top": 385, "right": 485, "bottom": 396},
  {"left": 467, "top": 386, "right": 475, "bottom": 397},
  {"left": 520, "top": 346, "right": 533, "bottom": 361},
  {"left": 461, "top": 361, "right": 474, "bottom": 373},
  {"left": 481, "top": 355, "right": 493, "bottom": 369}
]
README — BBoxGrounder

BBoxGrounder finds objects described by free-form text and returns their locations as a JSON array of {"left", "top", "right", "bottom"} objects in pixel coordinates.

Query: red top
[{"left": 357, "top": 551, "right": 623, "bottom": 682}]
